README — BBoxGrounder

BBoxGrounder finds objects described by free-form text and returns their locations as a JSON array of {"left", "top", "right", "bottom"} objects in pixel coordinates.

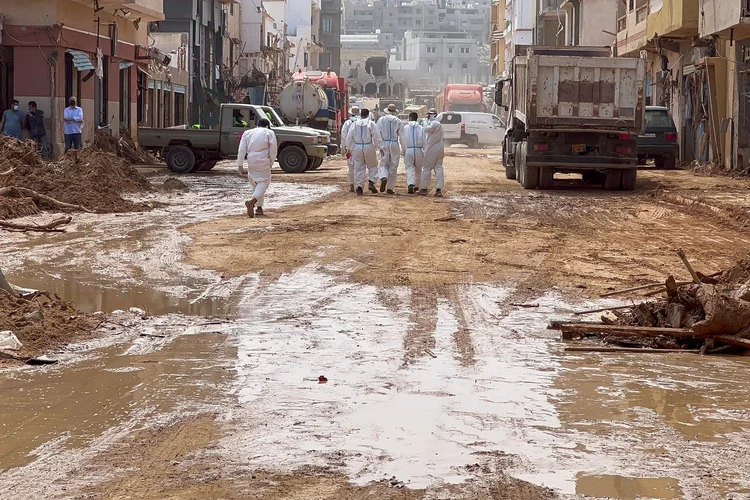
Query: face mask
[{"left": 13, "top": 106, "right": 18, "bottom": 111}]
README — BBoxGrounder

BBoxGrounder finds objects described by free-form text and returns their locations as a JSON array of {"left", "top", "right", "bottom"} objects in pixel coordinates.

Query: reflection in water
[{"left": 576, "top": 474, "right": 682, "bottom": 499}]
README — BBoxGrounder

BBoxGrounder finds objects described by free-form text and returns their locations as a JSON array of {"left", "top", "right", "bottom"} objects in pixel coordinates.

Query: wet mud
[{"left": 4, "top": 162, "right": 750, "bottom": 498}]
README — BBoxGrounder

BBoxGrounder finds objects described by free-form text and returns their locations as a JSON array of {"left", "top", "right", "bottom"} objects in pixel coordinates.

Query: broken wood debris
[{"left": 0, "top": 216, "right": 72, "bottom": 233}]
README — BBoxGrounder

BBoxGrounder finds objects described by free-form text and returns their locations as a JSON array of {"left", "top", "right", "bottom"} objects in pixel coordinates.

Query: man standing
[
  {"left": 237, "top": 118, "right": 278, "bottom": 218},
  {"left": 345, "top": 108, "right": 383, "bottom": 196},
  {"left": 63, "top": 97, "right": 84, "bottom": 152},
  {"left": 376, "top": 103, "right": 402, "bottom": 194},
  {"left": 26, "top": 101, "right": 46, "bottom": 145},
  {"left": 399, "top": 112, "right": 424, "bottom": 195},
  {"left": 340, "top": 105, "right": 360, "bottom": 192},
  {"left": 418, "top": 108, "right": 445, "bottom": 197},
  {"left": 0, "top": 100, "right": 24, "bottom": 139}
]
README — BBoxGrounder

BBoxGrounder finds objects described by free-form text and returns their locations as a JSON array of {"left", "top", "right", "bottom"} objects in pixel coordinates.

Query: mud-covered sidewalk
[{"left": 3, "top": 154, "right": 750, "bottom": 499}]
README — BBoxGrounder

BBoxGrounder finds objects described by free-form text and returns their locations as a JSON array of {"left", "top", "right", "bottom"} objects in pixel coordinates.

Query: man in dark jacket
[{"left": 26, "top": 101, "right": 46, "bottom": 144}]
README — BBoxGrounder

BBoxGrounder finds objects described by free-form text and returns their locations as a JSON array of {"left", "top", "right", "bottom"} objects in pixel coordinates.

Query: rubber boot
[
  {"left": 349, "top": 184, "right": 355, "bottom": 193},
  {"left": 356, "top": 186, "right": 364, "bottom": 196},
  {"left": 408, "top": 185, "right": 415, "bottom": 194},
  {"left": 368, "top": 180, "right": 378, "bottom": 193},
  {"left": 255, "top": 206, "right": 264, "bottom": 216},
  {"left": 386, "top": 189, "right": 395, "bottom": 195},
  {"left": 434, "top": 189, "right": 443, "bottom": 197},
  {"left": 417, "top": 189, "right": 428, "bottom": 196},
  {"left": 245, "top": 199, "right": 257, "bottom": 218},
  {"left": 380, "top": 178, "right": 387, "bottom": 193}
]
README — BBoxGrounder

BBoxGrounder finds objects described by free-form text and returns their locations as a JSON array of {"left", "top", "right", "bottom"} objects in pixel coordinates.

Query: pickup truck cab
[{"left": 138, "top": 103, "right": 330, "bottom": 173}]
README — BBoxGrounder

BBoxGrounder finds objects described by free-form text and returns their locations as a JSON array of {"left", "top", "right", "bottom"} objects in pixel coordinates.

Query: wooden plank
[
  {"left": 713, "top": 335, "right": 750, "bottom": 349},
  {"left": 600, "top": 281, "right": 692, "bottom": 298},
  {"left": 564, "top": 346, "right": 699, "bottom": 354},
  {"left": 574, "top": 304, "right": 634, "bottom": 315},
  {"left": 557, "top": 322, "right": 696, "bottom": 339}
]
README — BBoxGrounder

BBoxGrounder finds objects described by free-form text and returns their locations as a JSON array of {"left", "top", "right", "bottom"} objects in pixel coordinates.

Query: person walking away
[
  {"left": 399, "top": 112, "right": 424, "bottom": 194},
  {"left": 63, "top": 97, "right": 84, "bottom": 152},
  {"left": 26, "top": 101, "right": 46, "bottom": 146},
  {"left": 344, "top": 108, "right": 383, "bottom": 196},
  {"left": 377, "top": 103, "right": 402, "bottom": 194},
  {"left": 340, "top": 106, "right": 360, "bottom": 192},
  {"left": 365, "top": 109, "right": 380, "bottom": 192},
  {"left": 419, "top": 108, "right": 445, "bottom": 197},
  {"left": 237, "top": 118, "right": 277, "bottom": 218},
  {"left": 0, "top": 100, "right": 24, "bottom": 139}
]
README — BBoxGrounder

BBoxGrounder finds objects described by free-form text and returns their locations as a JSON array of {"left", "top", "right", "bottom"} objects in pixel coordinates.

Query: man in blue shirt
[
  {"left": 63, "top": 97, "right": 84, "bottom": 152},
  {"left": 0, "top": 100, "right": 24, "bottom": 139}
]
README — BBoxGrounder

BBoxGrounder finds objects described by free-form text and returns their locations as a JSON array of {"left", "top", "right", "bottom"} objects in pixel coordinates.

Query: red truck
[{"left": 437, "top": 84, "right": 485, "bottom": 112}]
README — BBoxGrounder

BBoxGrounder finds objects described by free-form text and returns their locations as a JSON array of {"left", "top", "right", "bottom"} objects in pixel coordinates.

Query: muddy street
[{"left": 4, "top": 151, "right": 750, "bottom": 499}]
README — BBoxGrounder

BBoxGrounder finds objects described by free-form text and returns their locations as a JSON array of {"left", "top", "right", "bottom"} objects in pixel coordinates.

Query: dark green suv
[{"left": 637, "top": 106, "right": 679, "bottom": 169}]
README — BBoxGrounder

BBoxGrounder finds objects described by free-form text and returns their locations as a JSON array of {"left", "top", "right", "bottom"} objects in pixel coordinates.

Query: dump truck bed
[{"left": 514, "top": 47, "right": 645, "bottom": 133}]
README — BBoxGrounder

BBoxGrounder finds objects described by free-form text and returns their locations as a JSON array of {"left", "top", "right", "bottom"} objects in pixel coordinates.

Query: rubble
[
  {"left": 554, "top": 252, "right": 750, "bottom": 354},
  {"left": 91, "top": 130, "right": 158, "bottom": 165},
  {"left": 0, "top": 135, "right": 153, "bottom": 216}
]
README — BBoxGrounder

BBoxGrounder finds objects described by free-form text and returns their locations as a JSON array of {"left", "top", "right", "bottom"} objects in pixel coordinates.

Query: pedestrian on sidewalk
[
  {"left": 400, "top": 112, "right": 424, "bottom": 194},
  {"left": 238, "top": 118, "right": 278, "bottom": 218},
  {"left": 63, "top": 97, "right": 84, "bottom": 152},
  {"left": 376, "top": 103, "right": 403, "bottom": 194},
  {"left": 25, "top": 101, "right": 46, "bottom": 145},
  {"left": 340, "top": 105, "right": 360, "bottom": 192},
  {"left": 418, "top": 108, "right": 445, "bottom": 197},
  {"left": 345, "top": 108, "right": 383, "bottom": 196},
  {"left": 1, "top": 100, "right": 24, "bottom": 139}
]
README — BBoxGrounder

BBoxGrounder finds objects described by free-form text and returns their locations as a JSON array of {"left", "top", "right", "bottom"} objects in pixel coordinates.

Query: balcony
[
  {"left": 699, "top": 0, "right": 750, "bottom": 37},
  {"left": 647, "top": 0, "right": 698, "bottom": 39},
  {"left": 72, "top": 0, "right": 165, "bottom": 21},
  {"left": 616, "top": 3, "right": 648, "bottom": 56}
]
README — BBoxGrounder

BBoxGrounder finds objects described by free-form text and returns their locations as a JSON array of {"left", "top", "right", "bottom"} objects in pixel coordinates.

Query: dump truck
[
  {"left": 438, "top": 84, "right": 485, "bottom": 112},
  {"left": 495, "top": 46, "right": 645, "bottom": 190},
  {"left": 139, "top": 104, "right": 329, "bottom": 174}
]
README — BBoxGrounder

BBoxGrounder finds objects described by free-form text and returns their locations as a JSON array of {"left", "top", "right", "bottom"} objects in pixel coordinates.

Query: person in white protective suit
[
  {"left": 376, "top": 103, "right": 403, "bottom": 194},
  {"left": 399, "top": 111, "right": 424, "bottom": 194},
  {"left": 344, "top": 108, "right": 384, "bottom": 196},
  {"left": 418, "top": 108, "right": 444, "bottom": 197},
  {"left": 340, "top": 105, "right": 360, "bottom": 192},
  {"left": 237, "top": 118, "right": 278, "bottom": 217}
]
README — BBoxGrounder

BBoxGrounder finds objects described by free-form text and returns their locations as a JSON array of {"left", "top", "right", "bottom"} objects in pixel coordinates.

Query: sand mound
[
  {"left": 0, "top": 289, "right": 99, "bottom": 361},
  {"left": 1, "top": 135, "right": 153, "bottom": 214}
]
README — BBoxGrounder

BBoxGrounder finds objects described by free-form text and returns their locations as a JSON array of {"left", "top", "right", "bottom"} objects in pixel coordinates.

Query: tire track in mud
[{"left": 402, "top": 286, "right": 439, "bottom": 367}]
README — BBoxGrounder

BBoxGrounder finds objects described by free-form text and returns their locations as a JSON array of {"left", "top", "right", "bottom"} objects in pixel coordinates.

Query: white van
[{"left": 439, "top": 112, "right": 505, "bottom": 148}]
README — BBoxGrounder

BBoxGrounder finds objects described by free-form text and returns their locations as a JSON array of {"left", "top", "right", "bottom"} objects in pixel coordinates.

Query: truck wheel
[
  {"left": 514, "top": 143, "right": 523, "bottom": 184},
  {"left": 519, "top": 144, "right": 538, "bottom": 189},
  {"left": 199, "top": 160, "right": 218, "bottom": 171},
  {"left": 278, "top": 146, "right": 309, "bottom": 173},
  {"left": 466, "top": 135, "right": 479, "bottom": 149},
  {"left": 505, "top": 163, "right": 516, "bottom": 180},
  {"left": 539, "top": 167, "right": 554, "bottom": 190},
  {"left": 166, "top": 146, "right": 196, "bottom": 174},
  {"left": 621, "top": 168, "right": 637, "bottom": 190},
  {"left": 603, "top": 169, "right": 622, "bottom": 190},
  {"left": 308, "top": 157, "right": 324, "bottom": 170}
]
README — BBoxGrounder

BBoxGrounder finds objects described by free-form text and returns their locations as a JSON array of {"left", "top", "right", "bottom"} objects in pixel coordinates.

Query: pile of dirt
[
  {"left": 160, "top": 177, "right": 189, "bottom": 192},
  {"left": 0, "top": 197, "right": 39, "bottom": 220},
  {"left": 0, "top": 289, "right": 99, "bottom": 362},
  {"left": 1, "top": 135, "right": 153, "bottom": 214},
  {"left": 91, "top": 130, "right": 157, "bottom": 165}
]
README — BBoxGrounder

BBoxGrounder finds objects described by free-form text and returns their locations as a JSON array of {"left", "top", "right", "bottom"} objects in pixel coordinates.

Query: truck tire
[
  {"left": 199, "top": 160, "right": 218, "bottom": 171},
  {"left": 308, "top": 157, "right": 324, "bottom": 170},
  {"left": 166, "top": 146, "right": 196, "bottom": 174},
  {"left": 505, "top": 163, "right": 516, "bottom": 179},
  {"left": 603, "top": 169, "right": 622, "bottom": 190},
  {"left": 466, "top": 135, "right": 479, "bottom": 149},
  {"left": 539, "top": 167, "right": 554, "bottom": 190},
  {"left": 518, "top": 144, "right": 539, "bottom": 189},
  {"left": 278, "top": 145, "right": 309, "bottom": 173},
  {"left": 621, "top": 168, "right": 637, "bottom": 190},
  {"left": 514, "top": 143, "right": 523, "bottom": 184}
]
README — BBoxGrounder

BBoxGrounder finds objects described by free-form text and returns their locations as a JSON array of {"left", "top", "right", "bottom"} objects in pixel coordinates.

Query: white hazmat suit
[
  {"left": 420, "top": 115, "right": 445, "bottom": 192},
  {"left": 237, "top": 127, "right": 278, "bottom": 211},
  {"left": 345, "top": 117, "right": 383, "bottom": 192},
  {"left": 340, "top": 115, "right": 358, "bottom": 188},
  {"left": 399, "top": 120, "right": 424, "bottom": 191},
  {"left": 376, "top": 113, "right": 402, "bottom": 191}
]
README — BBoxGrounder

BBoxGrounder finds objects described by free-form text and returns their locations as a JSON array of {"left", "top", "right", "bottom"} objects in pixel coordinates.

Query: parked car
[
  {"left": 439, "top": 112, "right": 504, "bottom": 148},
  {"left": 637, "top": 106, "right": 679, "bottom": 169}
]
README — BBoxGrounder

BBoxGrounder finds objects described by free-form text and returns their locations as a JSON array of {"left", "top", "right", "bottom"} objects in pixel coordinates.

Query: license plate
[
  {"left": 639, "top": 133, "right": 656, "bottom": 138},
  {"left": 572, "top": 144, "right": 586, "bottom": 153}
]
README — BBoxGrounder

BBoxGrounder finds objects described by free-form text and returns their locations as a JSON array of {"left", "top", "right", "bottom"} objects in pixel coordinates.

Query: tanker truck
[{"left": 496, "top": 46, "right": 645, "bottom": 191}]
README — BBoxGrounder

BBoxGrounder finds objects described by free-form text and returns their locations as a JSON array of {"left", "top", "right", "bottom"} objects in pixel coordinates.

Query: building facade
[
  {"left": 0, "top": 0, "right": 164, "bottom": 156},
  {"left": 319, "top": 0, "right": 342, "bottom": 73},
  {"left": 341, "top": 33, "right": 407, "bottom": 96}
]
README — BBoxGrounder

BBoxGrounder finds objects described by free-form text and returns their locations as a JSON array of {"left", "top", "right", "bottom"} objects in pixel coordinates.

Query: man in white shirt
[
  {"left": 237, "top": 118, "right": 278, "bottom": 217},
  {"left": 63, "top": 97, "right": 84, "bottom": 152}
]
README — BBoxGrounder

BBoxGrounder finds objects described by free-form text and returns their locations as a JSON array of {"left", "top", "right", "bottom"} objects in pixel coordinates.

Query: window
[
  {"left": 416, "top": 19, "right": 421, "bottom": 24},
  {"left": 322, "top": 17, "right": 331, "bottom": 33},
  {"left": 428, "top": 64, "right": 433, "bottom": 73},
  {"left": 448, "top": 47, "right": 453, "bottom": 53},
  {"left": 448, "top": 62, "right": 453, "bottom": 69},
  {"left": 320, "top": 52, "right": 332, "bottom": 68},
  {"left": 462, "top": 63, "right": 468, "bottom": 70}
]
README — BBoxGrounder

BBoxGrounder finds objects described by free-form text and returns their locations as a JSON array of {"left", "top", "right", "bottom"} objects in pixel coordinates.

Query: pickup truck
[{"left": 138, "top": 104, "right": 330, "bottom": 173}]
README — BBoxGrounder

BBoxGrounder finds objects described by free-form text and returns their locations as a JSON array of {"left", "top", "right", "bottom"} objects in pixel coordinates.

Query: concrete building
[
  {"left": 344, "top": 0, "right": 490, "bottom": 43},
  {"left": 144, "top": 32, "right": 191, "bottom": 128},
  {"left": 263, "top": 0, "right": 321, "bottom": 74},
  {"left": 502, "top": 0, "right": 534, "bottom": 75},
  {"left": 536, "top": 0, "right": 617, "bottom": 48},
  {"left": 489, "top": 0, "right": 505, "bottom": 78},
  {"left": 0, "top": 0, "right": 164, "bottom": 156},
  {"left": 341, "top": 33, "right": 407, "bottom": 96},
  {"left": 389, "top": 31, "right": 483, "bottom": 89},
  {"left": 319, "top": 0, "right": 342, "bottom": 73}
]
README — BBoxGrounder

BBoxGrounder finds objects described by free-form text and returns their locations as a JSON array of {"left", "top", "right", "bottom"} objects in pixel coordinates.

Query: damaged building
[{"left": 341, "top": 33, "right": 408, "bottom": 97}]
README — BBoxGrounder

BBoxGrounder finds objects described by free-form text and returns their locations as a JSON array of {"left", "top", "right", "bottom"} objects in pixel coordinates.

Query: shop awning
[
  {"left": 119, "top": 61, "right": 135, "bottom": 70},
  {"left": 65, "top": 49, "right": 95, "bottom": 72}
]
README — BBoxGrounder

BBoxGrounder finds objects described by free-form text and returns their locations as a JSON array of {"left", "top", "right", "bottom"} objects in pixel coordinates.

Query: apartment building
[
  {"left": 319, "top": 0, "right": 342, "bottom": 72},
  {"left": 536, "top": 0, "right": 617, "bottom": 48},
  {"left": 0, "top": 0, "right": 164, "bottom": 155}
]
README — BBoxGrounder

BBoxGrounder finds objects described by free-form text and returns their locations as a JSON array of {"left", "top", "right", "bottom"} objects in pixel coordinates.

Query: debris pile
[
  {"left": 91, "top": 130, "right": 157, "bottom": 165},
  {"left": 554, "top": 250, "right": 750, "bottom": 354},
  {"left": 0, "top": 288, "right": 99, "bottom": 363},
  {"left": 0, "top": 135, "right": 153, "bottom": 220}
]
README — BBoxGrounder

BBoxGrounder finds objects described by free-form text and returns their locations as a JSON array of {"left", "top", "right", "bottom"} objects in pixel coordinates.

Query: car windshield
[
  {"left": 261, "top": 107, "right": 285, "bottom": 127},
  {"left": 646, "top": 110, "right": 675, "bottom": 129}
]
